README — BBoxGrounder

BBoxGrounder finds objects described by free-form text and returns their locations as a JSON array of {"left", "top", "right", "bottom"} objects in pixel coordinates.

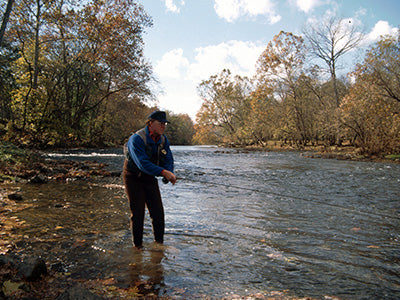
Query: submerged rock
[
  {"left": 56, "top": 285, "right": 104, "bottom": 300},
  {"left": 7, "top": 193, "right": 23, "bottom": 201},
  {"left": 17, "top": 257, "right": 48, "bottom": 281}
]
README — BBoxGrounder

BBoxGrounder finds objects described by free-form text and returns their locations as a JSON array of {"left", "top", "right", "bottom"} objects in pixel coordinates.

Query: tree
[
  {"left": 0, "top": 0, "right": 14, "bottom": 47},
  {"left": 340, "top": 32, "right": 400, "bottom": 155},
  {"left": 195, "top": 69, "right": 252, "bottom": 146},
  {"left": 165, "top": 112, "right": 194, "bottom": 145},
  {"left": 4, "top": 0, "right": 154, "bottom": 147},
  {"left": 255, "top": 31, "right": 318, "bottom": 147},
  {"left": 247, "top": 86, "right": 279, "bottom": 146},
  {"left": 303, "top": 17, "right": 364, "bottom": 107},
  {"left": 358, "top": 29, "right": 400, "bottom": 103}
]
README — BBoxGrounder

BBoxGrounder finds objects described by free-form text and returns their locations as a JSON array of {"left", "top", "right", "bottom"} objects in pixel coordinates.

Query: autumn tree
[
  {"left": 341, "top": 31, "right": 400, "bottom": 155},
  {"left": 255, "top": 31, "right": 320, "bottom": 147},
  {"left": 51, "top": 0, "right": 154, "bottom": 145},
  {"left": 303, "top": 17, "right": 364, "bottom": 107},
  {"left": 165, "top": 112, "right": 195, "bottom": 145},
  {"left": 0, "top": 0, "right": 14, "bottom": 47},
  {"left": 4, "top": 0, "right": 154, "bottom": 147},
  {"left": 195, "top": 69, "right": 252, "bottom": 146},
  {"left": 358, "top": 29, "right": 400, "bottom": 103},
  {"left": 0, "top": 35, "right": 17, "bottom": 127},
  {"left": 6, "top": 0, "right": 58, "bottom": 133},
  {"left": 247, "top": 86, "right": 279, "bottom": 146}
]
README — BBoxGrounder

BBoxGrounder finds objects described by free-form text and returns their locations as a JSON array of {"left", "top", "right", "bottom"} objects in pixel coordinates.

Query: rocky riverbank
[
  {"left": 244, "top": 142, "right": 400, "bottom": 164},
  {"left": 1, "top": 189, "right": 100, "bottom": 299},
  {"left": 1, "top": 159, "right": 120, "bottom": 183},
  {"left": 0, "top": 253, "right": 131, "bottom": 299}
]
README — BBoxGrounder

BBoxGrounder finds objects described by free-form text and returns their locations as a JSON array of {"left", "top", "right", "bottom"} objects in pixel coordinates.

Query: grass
[
  {"left": 384, "top": 154, "right": 400, "bottom": 160},
  {"left": 0, "top": 142, "right": 38, "bottom": 166},
  {"left": 0, "top": 142, "right": 42, "bottom": 180}
]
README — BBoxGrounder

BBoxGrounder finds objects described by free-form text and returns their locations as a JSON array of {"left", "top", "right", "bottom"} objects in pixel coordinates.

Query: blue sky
[{"left": 137, "top": 0, "right": 399, "bottom": 120}]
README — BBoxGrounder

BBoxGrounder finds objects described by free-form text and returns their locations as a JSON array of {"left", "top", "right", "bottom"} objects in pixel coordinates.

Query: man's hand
[{"left": 161, "top": 170, "right": 177, "bottom": 185}]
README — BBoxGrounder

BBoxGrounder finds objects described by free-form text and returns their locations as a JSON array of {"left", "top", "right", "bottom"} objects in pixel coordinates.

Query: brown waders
[{"left": 122, "top": 160, "right": 165, "bottom": 248}]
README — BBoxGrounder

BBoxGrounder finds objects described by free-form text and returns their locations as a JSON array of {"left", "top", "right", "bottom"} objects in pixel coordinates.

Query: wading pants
[{"left": 122, "top": 160, "right": 165, "bottom": 247}]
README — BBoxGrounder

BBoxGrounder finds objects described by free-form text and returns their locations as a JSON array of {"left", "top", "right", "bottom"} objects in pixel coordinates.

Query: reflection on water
[{"left": 4, "top": 146, "right": 400, "bottom": 298}]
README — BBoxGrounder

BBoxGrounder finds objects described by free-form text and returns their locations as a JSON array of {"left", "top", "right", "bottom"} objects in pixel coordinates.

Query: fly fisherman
[{"left": 123, "top": 111, "right": 176, "bottom": 249}]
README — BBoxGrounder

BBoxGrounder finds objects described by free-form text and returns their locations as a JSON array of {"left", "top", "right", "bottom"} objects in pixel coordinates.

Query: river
[{"left": 5, "top": 146, "right": 400, "bottom": 299}]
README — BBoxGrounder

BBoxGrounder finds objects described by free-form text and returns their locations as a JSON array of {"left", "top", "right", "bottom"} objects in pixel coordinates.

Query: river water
[{"left": 5, "top": 146, "right": 400, "bottom": 299}]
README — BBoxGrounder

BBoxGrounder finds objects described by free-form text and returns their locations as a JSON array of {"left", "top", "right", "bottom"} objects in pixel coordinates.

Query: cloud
[
  {"left": 214, "top": 0, "right": 281, "bottom": 24},
  {"left": 295, "top": 0, "right": 321, "bottom": 13},
  {"left": 367, "top": 20, "right": 398, "bottom": 43},
  {"left": 164, "top": 0, "right": 185, "bottom": 13},
  {"left": 154, "top": 40, "right": 265, "bottom": 119},
  {"left": 154, "top": 48, "right": 190, "bottom": 79},
  {"left": 188, "top": 40, "right": 264, "bottom": 81}
]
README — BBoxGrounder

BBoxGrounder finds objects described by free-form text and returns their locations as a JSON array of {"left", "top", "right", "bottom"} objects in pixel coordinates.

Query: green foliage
[
  {"left": 165, "top": 112, "right": 195, "bottom": 145},
  {"left": 0, "top": 41, "right": 18, "bottom": 123},
  {"left": 385, "top": 154, "right": 400, "bottom": 160},
  {"left": 0, "top": 141, "right": 39, "bottom": 169},
  {"left": 1, "top": 0, "right": 156, "bottom": 148}
]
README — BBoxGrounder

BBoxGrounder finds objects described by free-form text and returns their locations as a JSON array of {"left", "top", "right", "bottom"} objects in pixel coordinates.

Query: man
[{"left": 123, "top": 111, "right": 176, "bottom": 249}]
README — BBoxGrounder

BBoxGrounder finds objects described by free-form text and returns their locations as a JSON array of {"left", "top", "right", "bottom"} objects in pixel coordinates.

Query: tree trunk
[
  {"left": 0, "top": 0, "right": 14, "bottom": 47},
  {"left": 33, "top": 0, "right": 41, "bottom": 89}
]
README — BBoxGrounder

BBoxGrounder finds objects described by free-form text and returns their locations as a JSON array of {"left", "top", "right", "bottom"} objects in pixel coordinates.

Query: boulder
[
  {"left": 7, "top": 193, "right": 23, "bottom": 201},
  {"left": 29, "top": 174, "right": 48, "bottom": 184},
  {"left": 17, "top": 257, "right": 48, "bottom": 281},
  {"left": 0, "top": 254, "right": 15, "bottom": 267}
]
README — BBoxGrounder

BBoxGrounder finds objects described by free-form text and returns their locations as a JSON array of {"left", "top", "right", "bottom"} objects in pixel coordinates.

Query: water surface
[{"left": 5, "top": 146, "right": 400, "bottom": 298}]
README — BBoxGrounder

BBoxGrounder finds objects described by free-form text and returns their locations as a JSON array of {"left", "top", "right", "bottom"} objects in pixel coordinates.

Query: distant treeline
[
  {"left": 0, "top": 0, "right": 193, "bottom": 147},
  {"left": 1, "top": 1, "right": 399, "bottom": 154},
  {"left": 194, "top": 25, "right": 400, "bottom": 156}
]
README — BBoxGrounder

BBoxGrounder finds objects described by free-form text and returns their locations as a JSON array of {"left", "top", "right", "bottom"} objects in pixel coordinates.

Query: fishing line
[{"left": 175, "top": 176, "right": 399, "bottom": 221}]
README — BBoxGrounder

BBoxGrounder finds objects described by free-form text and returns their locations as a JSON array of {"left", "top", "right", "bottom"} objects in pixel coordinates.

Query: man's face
[{"left": 150, "top": 120, "right": 167, "bottom": 135}]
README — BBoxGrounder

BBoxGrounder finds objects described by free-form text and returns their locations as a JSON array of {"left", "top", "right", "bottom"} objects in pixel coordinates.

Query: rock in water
[
  {"left": 56, "top": 285, "right": 104, "bottom": 300},
  {"left": 7, "top": 193, "right": 23, "bottom": 201},
  {"left": 29, "top": 174, "right": 48, "bottom": 184},
  {"left": 17, "top": 257, "right": 48, "bottom": 281}
]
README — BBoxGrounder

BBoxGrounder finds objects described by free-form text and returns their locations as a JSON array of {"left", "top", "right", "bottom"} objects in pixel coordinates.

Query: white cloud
[
  {"left": 156, "top": 77, "right": 200, "bottom": 119},
  {"left": 154, "top": 48, "right": 189, "bottom": 79},
  {"left": 367, "top": 20, "right": 398, "bottom": 43},
  {"left": 154, "top": 40, "right": 265, "bottom": 119},
  {"left": 295, "top": 0, "right": 321, "bottom": 13},
  {"left": 164, "top": 0, "right": 185, "bottom": 13},
  {"left": 214, "top": 0, "right": 281, "bottom": 24},
  {"left": 188, "top": 40, "right": 264, "bottom": 81}
]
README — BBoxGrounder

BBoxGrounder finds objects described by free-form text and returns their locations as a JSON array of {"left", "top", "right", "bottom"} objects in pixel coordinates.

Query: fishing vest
[{"left": 124, "top": 128, "right": 167, "bottom": 174}]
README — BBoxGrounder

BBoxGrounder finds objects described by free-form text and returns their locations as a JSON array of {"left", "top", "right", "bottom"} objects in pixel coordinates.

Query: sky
[{"left": 137, "top": 0, "right": 399, "bottom": 121}]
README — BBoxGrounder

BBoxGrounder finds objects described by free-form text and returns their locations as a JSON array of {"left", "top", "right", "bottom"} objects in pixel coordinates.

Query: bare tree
[
  {"left": 0, "top": 0, "right": 15, "bottom": 47},
  {"left": 303, "top": 17, "right": 364, "bottom": 107}
]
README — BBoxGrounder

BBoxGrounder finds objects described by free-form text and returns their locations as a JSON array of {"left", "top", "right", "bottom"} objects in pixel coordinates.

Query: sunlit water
[{"left": 5, "top": 146, "right": 400, "bottom": 299}]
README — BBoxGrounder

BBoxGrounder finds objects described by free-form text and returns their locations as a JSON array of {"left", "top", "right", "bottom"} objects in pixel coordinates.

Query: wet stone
[
  {"left": 29, "top": 174, "right": 48, "bottom": 184},
  {"left": 50, "top": 261, "right": 66, "bottom": 273},
  {"left": 55, "top": 285, "right": 104, "bottom": 300},
  {"left": 17, "top": 257, "right": 48, "bottom": 281},
  {"left": 0, "top": 254, "right": 16, "bottom": 267},
  {"left": 7, "top": 193, "right": 23, "bottom": 201}
]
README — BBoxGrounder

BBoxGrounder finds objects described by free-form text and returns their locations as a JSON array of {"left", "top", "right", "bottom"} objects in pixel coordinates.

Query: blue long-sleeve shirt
[{"left": 126, "top": 126, "right": 174, "bottom": 176}]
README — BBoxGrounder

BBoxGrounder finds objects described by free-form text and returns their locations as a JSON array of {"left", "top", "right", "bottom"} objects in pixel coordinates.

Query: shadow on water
[{"left": 4, "top": 146, "right": 400, "bottom": 298}]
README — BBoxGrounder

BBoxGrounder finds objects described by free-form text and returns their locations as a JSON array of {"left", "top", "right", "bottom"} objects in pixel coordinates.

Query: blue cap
[{"left": 148, "top": 111, "right": 169, "bottom": 123}]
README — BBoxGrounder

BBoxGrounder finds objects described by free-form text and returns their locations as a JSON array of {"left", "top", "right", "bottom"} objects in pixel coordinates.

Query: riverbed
[{"left": 3, "top": 146, "right": 400, "bottom": 298}]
